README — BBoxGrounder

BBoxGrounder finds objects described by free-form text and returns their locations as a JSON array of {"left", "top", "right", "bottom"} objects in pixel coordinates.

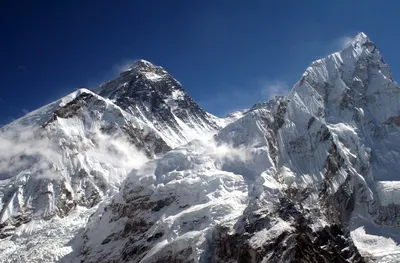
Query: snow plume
[
  {"left": 0, "top": 127, "right": 61, "bottom": 180},
  {"left": 85, "top": 58, "right": 138, "bottom": 89},
  {"left": 337, "top": 35, "right": 354, "bottom": 49},
  {"left": 85, "top": 127, "right": 149, "bottom": 171},
  {"left": 260, "top": 80, "right": 289, "bottom": 100},
  {"left": 0, "top": 123, "right": 149, "bottom": 182},
  {"left": 212, "top": 138, "right": 272, "bottom": 180},
  {"left": 112, "top": 59, "right": 139, "bottom": 74},
  {"left": 186, "top": 137, "right": 269, "bottom": 179},
  {"left": 210, "top": 140, "right": 251, "bottom": 163}
]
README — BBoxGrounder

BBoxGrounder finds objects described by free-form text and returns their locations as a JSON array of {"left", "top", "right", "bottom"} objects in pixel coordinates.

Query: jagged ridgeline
[{"left": 1, "top": 33, "right": 400, "bottom": 263}]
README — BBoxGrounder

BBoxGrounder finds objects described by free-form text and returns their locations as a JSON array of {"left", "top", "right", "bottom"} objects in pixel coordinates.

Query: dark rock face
[
  {"left": 80, "top": 182, "right": 181, "bottom": 263},
  {"left": 211, "top": 224, "right": 364, "bottom": 263},
  {"left": 123, "top": 124, "right": 171, "bottom": 157},
  {"left": 209, "top": 198, "right": 364, "bottom": 263},
  {"left": 250, "top": 95, "right": 285, "bottom": 113},
  {"left": 95, "top": 60, "right": 219, "bottom": 136},
  {"left": 272, "top": 99, "right": 288, "bottom": 133},
  {"left": 374, "top": 203, "right": 400, "bottom": 226}
]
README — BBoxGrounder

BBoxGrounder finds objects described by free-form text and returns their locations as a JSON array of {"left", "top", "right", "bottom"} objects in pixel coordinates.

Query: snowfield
[{"left": 0, "top": 206, "right": 96, "bottom": 263}]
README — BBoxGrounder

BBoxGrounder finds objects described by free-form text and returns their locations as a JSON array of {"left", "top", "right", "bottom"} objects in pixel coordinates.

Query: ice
[
  {"left": 249, "top": 219, "right": 294, "bottom": 248},
  {"left": 0, "top": 206, "right": 97, "bottom": 263},
  {"left": 143, "top": 72, "right": 163, "bottom": 81},
  {"left": 376, "top": 181, "right": 400, "bottom": 206},
  {"left": 351, "top": 227, "right": 400, "bottom": 263}
]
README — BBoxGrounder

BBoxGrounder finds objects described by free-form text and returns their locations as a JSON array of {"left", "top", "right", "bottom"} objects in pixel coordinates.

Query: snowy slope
[
  {"left": 74, "top": 33, "right": 400, "bottom": 263},
  {"left": 276, "top": 32, "right": 400, "bottom": 261},
  {"left": 77, "top": 100, "right": 363, "bottom": 262},
  {"left": 0, "top": 89, "right": 154, "bottom": 230},
  {"left": 0, "top": 61, "right": 224, "bottom": 262}
]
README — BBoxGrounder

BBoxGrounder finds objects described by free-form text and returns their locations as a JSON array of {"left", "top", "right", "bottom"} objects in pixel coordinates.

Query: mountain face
[
  {"left": 1, "top": 33, "right": 400, "bottom": 263},
  {"left": 94, "top": 60, "right": 220, "bottom": 147},
  {"left": 0, "top": 61, "right": 222, "bottom": 250}
]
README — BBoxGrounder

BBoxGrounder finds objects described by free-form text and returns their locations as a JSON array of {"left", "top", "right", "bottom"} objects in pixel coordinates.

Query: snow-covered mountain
[
  {"left": 2, "top": 33, "right": 400, "bottom": 263},
  {"left": 94, "top": 60, "right": 220, "bottom": 147},
  {"left": 0, "top": 60, "right": 223, "bottom": 261}
]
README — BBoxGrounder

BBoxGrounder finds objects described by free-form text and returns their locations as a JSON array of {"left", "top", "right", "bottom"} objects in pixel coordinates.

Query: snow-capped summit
[
  {"left": 351, "top": 32, "right": 369, "bottom": 45},
  {"left": 124, "top": 59, "right": 167, "bottom": 79},
  {"left": 95, "top": 59, "right": 221, "bottom": 147},
  {"left": 129, "top": 59, "right": 155, "bottom": 70}
]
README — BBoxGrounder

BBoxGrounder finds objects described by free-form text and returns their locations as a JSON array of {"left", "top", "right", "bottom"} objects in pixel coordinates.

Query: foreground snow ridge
[{"left": 1, "top": 33, "right": 400, "bottom": 262}]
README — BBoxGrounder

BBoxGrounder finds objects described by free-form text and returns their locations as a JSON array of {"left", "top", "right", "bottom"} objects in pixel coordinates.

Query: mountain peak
[
  {"left": 356, "top": 31, "right": 368, "bottom": 39},
  {"left": 307, "top": 32, "right": 378, "bottom": 70},
  {"left": 128, "top": 59, "right": 157, "bottom": 72},
  {"left": 133, "top": 59, "right": 153, "bottom": 67},
  {"left": 352, "top": 32, "right": 369, "bottom": 44},
  {"left": 292, "top": 30, "right": 395, "bottom": 125}
]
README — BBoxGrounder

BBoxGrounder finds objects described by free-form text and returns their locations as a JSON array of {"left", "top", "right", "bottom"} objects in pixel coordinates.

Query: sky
[{"left": 1, "top": 0, "right": 400, "bottom": 124}]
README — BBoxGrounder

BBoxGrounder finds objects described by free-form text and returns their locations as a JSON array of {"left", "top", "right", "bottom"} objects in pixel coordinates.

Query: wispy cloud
[
  {"left": 259, "top": 80, "right": 290, "bottom": 100},
  {"left": 86, "top": 58, "right": 138, "bottom": 89},
  {"left": 300, "top": 33, "right": 358, "bottom": 61},
  {"left": 0, "top": 122, "right": 148, "bottom": 181},
  {"left": 337, "top": 35, "right": 354, "bottom": 49},
  {"left": 198, "top": 79, "right": 290, "bottom": 116},
  {"left": 198, "top": 88, "right": 254, "bottom": 116},
  {"left": 111, "top": 59, "right": 138, "bottom": 75}
]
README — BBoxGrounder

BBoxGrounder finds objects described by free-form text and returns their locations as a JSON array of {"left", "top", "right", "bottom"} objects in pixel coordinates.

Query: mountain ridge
[
  {"left": 75, "top": 32, "right": 400, "bottom": 263},
  {"left": 1, "top": 32, "right": 400, "bottom": 263},
  {"left": 0, "top": 59, "right": 225, "bottom": 246}
]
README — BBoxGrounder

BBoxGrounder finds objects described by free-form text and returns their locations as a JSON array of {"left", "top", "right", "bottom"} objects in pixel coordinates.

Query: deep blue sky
[{"left": 1, "top": 1, "right": 400, "bottom": 124}]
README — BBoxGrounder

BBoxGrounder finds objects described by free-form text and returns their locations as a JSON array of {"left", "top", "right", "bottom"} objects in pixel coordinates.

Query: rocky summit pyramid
[{"left": 1, "top": 33, "right": 400, "bottom": 263}]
